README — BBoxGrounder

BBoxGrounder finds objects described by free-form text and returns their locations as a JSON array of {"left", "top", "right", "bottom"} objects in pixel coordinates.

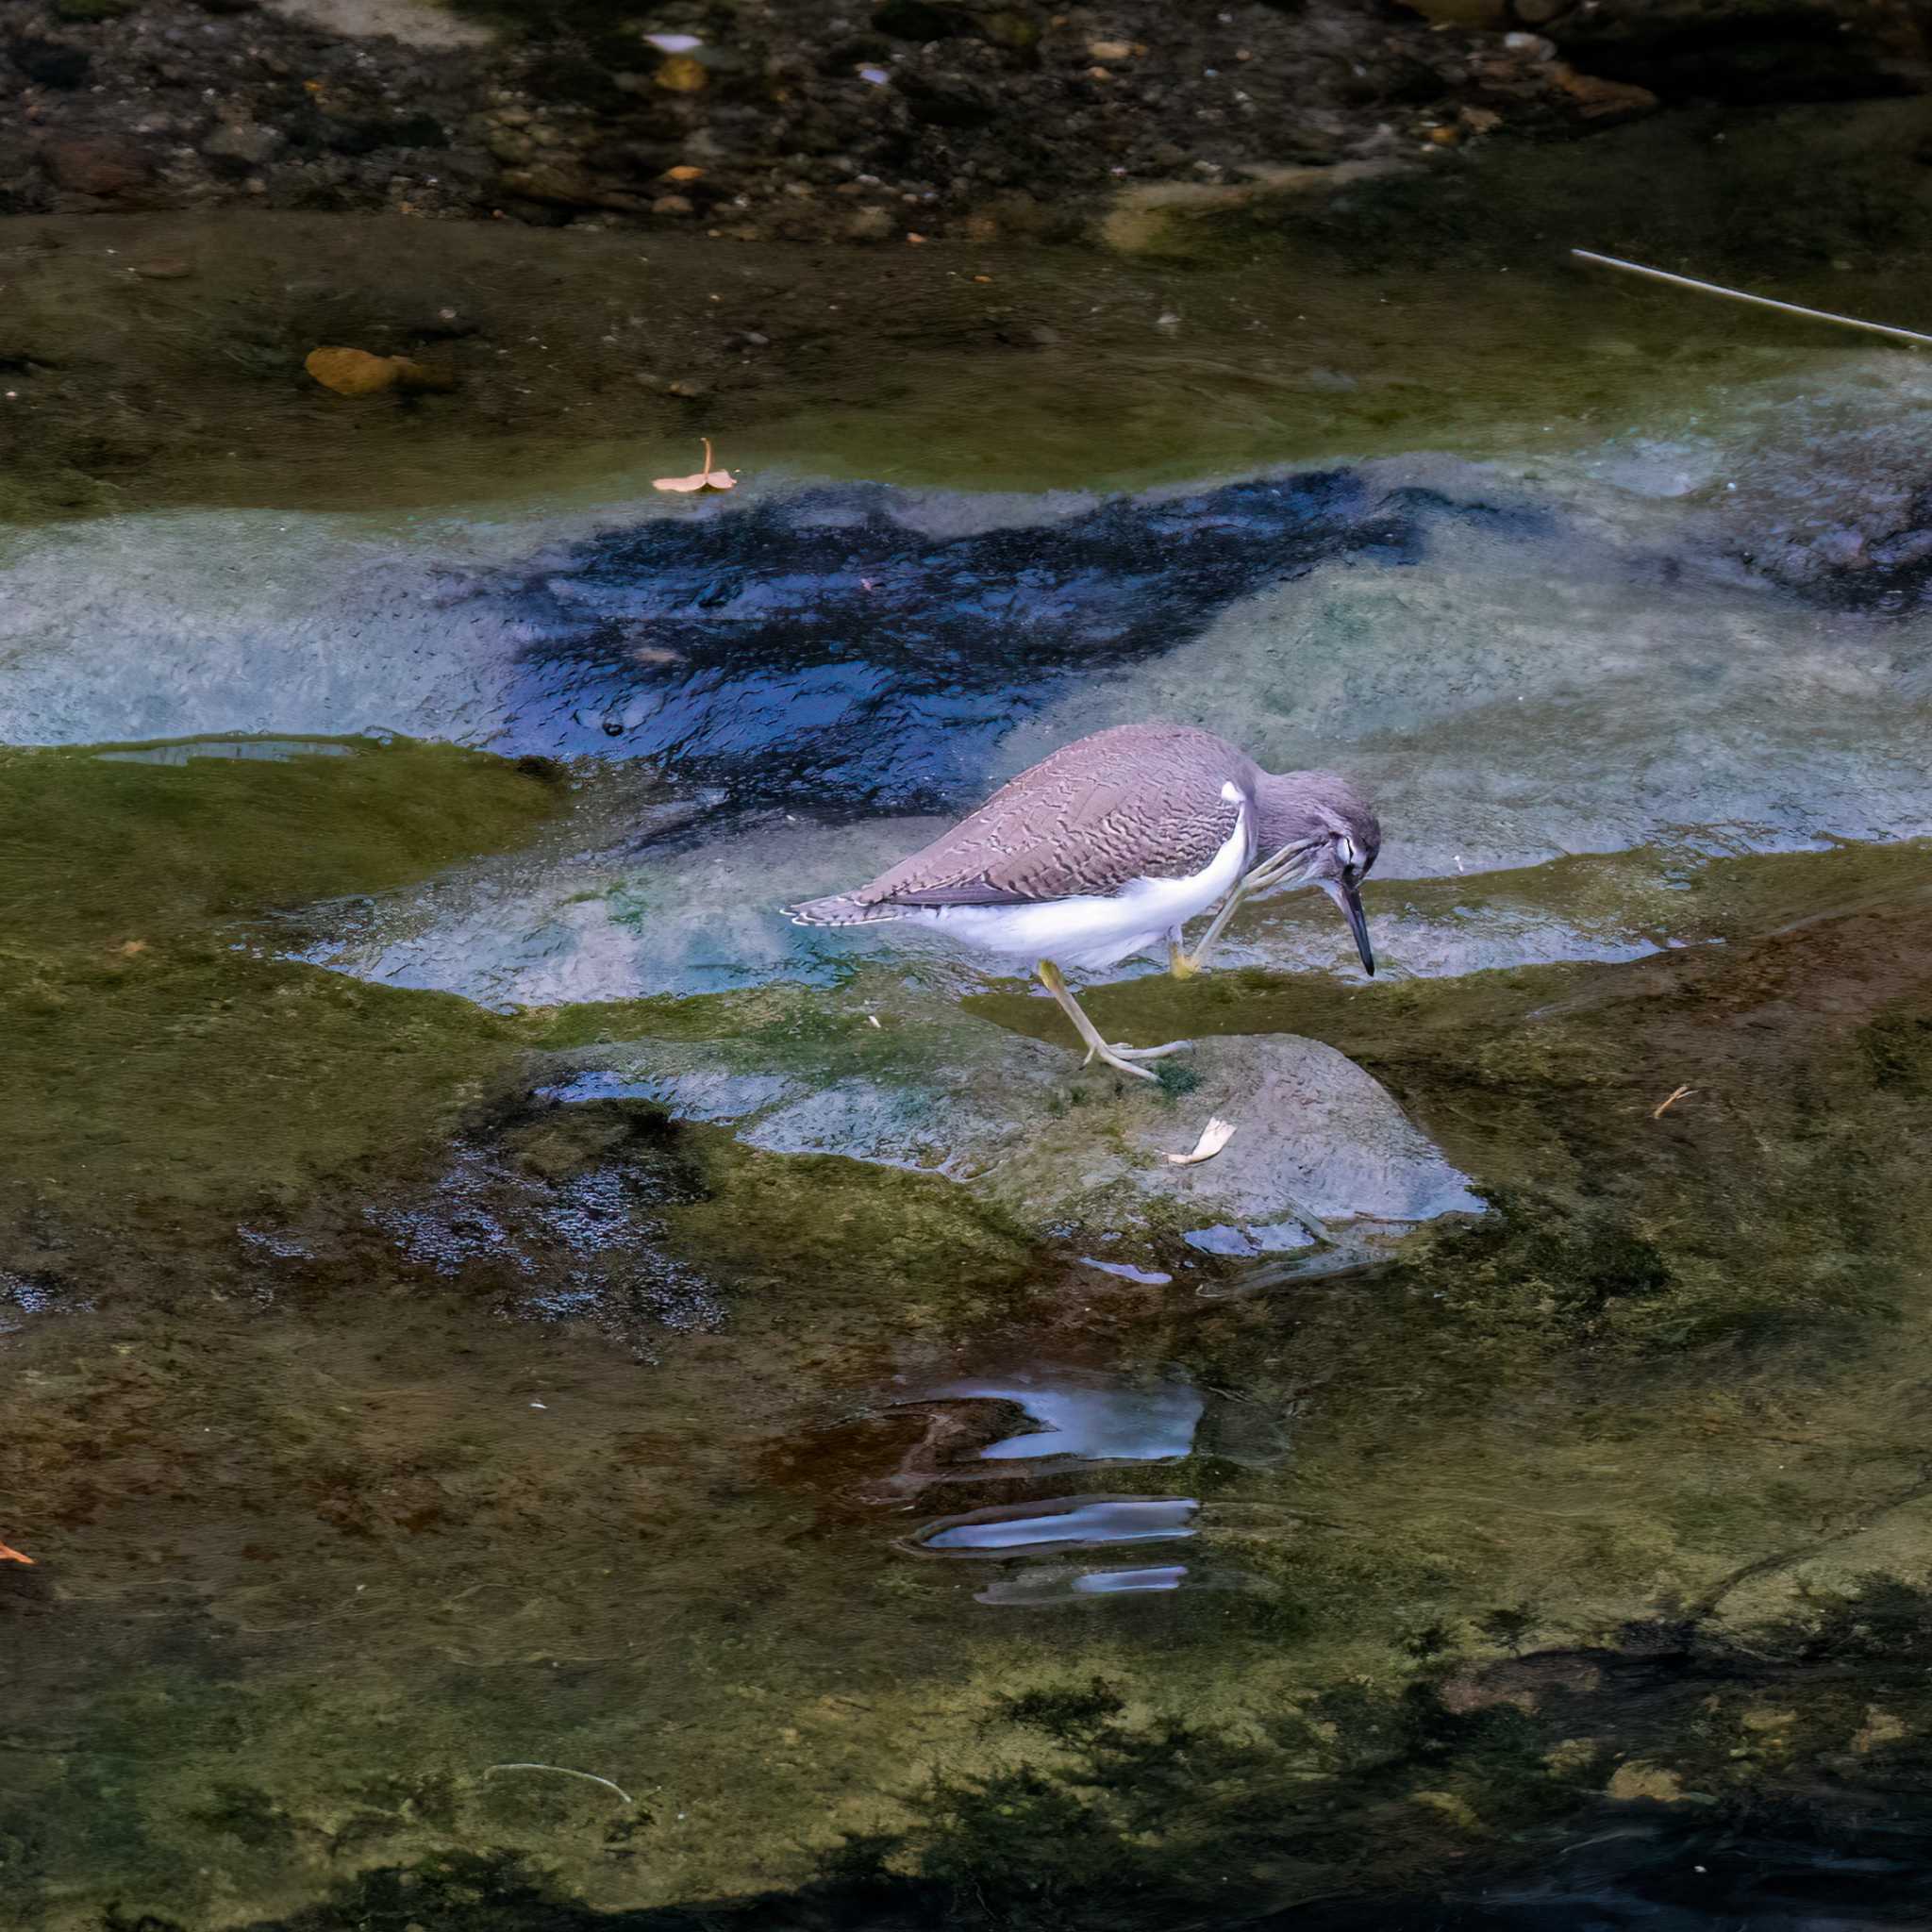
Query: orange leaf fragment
[
  {"left": 652, "top": 437, "right": 737, "bottom": 493},
  {"left": 306, "top": 346, "right": 454, "bottom": 397},
  {"left": 654, "top": 55, "right": 708, "bottom": 92},
  {"left": 1652, "top": 1084, "right": 1696, "bottom": 1119},
  {"left": 306, "top": 345, "right": 402, "bottom": 396},
  {"left": 663, "top": 164, "right": 704, "bottom": 183},
  {"left": 0, "top": 1542, "right": 33, "bottom": 1565}
]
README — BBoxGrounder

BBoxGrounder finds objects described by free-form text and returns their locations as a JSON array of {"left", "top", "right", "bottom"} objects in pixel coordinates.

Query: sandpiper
[{"left": 788, "top": 722, "right": 1380, "bottom": 1081}]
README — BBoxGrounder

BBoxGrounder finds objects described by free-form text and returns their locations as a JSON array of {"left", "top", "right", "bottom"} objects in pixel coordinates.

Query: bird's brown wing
[{"left": 852, "top": 724, "right": 1253, "bottom": 909}]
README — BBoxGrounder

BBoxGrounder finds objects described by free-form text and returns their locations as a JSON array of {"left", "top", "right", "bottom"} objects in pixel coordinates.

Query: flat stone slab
[{"left": 539, "top": 1010, "right": 1481, "bottom": 1254}]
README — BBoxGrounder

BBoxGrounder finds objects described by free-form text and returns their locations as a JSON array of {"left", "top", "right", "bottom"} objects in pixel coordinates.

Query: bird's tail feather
[{"left": 788, "top": 892, "right": 908, "bottom": 928}]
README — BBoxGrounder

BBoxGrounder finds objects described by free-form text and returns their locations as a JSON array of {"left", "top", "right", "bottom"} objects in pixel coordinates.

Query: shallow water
[{"left": 8, "top": 108, "right": 1932, "bottom": 1931}]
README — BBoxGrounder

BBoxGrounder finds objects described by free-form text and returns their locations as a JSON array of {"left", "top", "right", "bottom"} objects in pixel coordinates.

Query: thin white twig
[
  {"left": 1571, "top": 248, "right": 1932, "bottom": 349},
  {"left": 485, "top": 1762, "right": 634, "bottom": 1805}
]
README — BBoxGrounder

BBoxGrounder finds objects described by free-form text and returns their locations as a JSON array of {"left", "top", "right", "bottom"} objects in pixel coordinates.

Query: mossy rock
[{"left": 536, "top": 991, "right": 1481, "bottom": 1260}]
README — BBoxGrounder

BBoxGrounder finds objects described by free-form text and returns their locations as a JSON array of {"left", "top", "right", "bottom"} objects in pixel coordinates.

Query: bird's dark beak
[{"left": 1325, "top": 878, "right": 1375, "bottom": 977}]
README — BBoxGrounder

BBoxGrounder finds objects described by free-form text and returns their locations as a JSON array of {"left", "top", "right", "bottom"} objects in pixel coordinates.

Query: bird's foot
[
  {"left": 1080, "top": 1045, "right": 1161, "bottom": 1082},
  {"left": 1081, "top": 1038, "right": 1193, "bottom": 1076},
  {"left": 1169, "top": 949, "right": 1202, "bottom": 980}
]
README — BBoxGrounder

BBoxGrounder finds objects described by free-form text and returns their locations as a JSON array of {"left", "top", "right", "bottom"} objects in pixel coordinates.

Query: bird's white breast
[{"left": 905, "top": 797, "right": 1251, "bottom": 972}]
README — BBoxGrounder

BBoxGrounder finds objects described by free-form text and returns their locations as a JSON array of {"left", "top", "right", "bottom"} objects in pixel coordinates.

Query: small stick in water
[
  {"left": 1571, "top": 249, "right": 1932, "bottom": 350},
  {"left": 485, "top": 1762, "right": 634, "bottom": 1805}
]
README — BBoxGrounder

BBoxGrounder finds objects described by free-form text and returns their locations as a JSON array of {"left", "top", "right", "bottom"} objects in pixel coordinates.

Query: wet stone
[{"left": 542, "top": 1012, "right": 1482, "bottom": 1255}]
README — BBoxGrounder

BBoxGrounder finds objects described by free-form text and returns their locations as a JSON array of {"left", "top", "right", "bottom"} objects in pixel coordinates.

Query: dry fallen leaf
[
  {"left": 654, "top": 54, "right": 708, "bottom": 92},
  {"left": 0, "top": 1542, "right": 33, "bottom": 1565},
  {"left": 653, "top": 437, "right": 737, "bottom": 493},
  {"left": 663, "top": 164, "right": 704, "bottom": 183},
  {"left": 306, "top": 345, "right": 401, "bottom": 396},
  {"left": 306, "top": 347, "right": 456, "bottom": 398},
  {"left": 1167, "top": 1116, "right": 1237, "bottom": 1166},
  {"left": 1652, "top": 1085, "right": 1696, "bottom": 1118}
]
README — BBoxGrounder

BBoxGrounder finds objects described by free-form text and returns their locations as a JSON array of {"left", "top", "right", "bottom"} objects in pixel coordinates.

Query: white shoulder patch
[{"left": 1220, "top": 780, "right": 1244, "bottom": 805}]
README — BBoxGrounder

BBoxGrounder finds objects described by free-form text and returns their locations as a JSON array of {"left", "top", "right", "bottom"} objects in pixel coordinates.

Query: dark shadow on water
[
  {"left": 218, "top": 1818, "right": 1932, "bottom": 1932},
  {"left": 492, "top": 476, "right": 1543, "bottom": 809},
  {"left": 197, "top": 1582, "right": 1932, "bottom": 1932}
]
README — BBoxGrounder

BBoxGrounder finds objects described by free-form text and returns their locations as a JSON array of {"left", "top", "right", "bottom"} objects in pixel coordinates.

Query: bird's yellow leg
[
  {"left": 1036, "top": 959, "right": 1189, "bottom": 1081},
  {"left": 1174, "top": 879, "right": 1252, "bottom": 976},
  {"left": 1168, "top": 938, "right": 1201, "bottom": 980},
  {"left": 1175, "top": 843, "right": 1307, "bottom": 974}
]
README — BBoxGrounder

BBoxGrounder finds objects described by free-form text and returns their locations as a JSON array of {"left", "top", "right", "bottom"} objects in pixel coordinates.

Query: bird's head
[{"left": 1252, "top": 770, "right": 1382, "bottom": 976}]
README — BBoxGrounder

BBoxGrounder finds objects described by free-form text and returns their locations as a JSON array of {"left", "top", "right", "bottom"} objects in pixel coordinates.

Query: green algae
[
  {"left": 0, "top": 737, "right": 558, "bottom": 1221},
  {"left": 668, "top": 1135, "right": 1037, "bottom": 1338},
  {"left": 0, "top": 736, "right": 562, "bottom": 943}
]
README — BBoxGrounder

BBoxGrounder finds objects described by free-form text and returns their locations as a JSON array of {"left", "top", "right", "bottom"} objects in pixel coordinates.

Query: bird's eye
[{"left": 1338, "top": 835, "right": 1357, "bottom": 869}]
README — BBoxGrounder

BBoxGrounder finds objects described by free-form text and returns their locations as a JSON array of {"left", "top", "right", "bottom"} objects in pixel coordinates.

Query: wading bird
[{"left": 788, "top": 723, "right": 1380, "bottom": 1081}]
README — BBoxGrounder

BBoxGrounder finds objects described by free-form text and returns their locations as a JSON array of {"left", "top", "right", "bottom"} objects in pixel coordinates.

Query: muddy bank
[
  {"left": 0, "top": 0, "right": 1657, "bottom": 242},
  {"left": 11, "top": 0, "right": 1932, "bottom": 247}
]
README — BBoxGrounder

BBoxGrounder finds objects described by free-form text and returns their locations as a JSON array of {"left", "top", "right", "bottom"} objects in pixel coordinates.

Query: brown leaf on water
[
  {"left": 306, "top": 347, "right": 456, "bottom": 397},
  {"left": 653, "top": 437, "right": 737, "bottom": 493},
  {"left": 305, "top": 345, "right": 402, "bottom": 396},
  {"left": 0, "top": 1542, "right": 33, "bottom": 1565}
]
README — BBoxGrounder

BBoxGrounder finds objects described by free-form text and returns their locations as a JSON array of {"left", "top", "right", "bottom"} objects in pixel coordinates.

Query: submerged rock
[
  {"left": 482, "top": 471, "right": 1450, "bottom": 808},
  {"left": 538, "top": 998, "right": 1481, "bottom": 1254}
]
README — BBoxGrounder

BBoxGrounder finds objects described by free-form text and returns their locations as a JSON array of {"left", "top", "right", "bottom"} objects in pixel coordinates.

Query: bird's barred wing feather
[{"left": 845, "top": 726, "right": 1251, "bottom": 910}]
